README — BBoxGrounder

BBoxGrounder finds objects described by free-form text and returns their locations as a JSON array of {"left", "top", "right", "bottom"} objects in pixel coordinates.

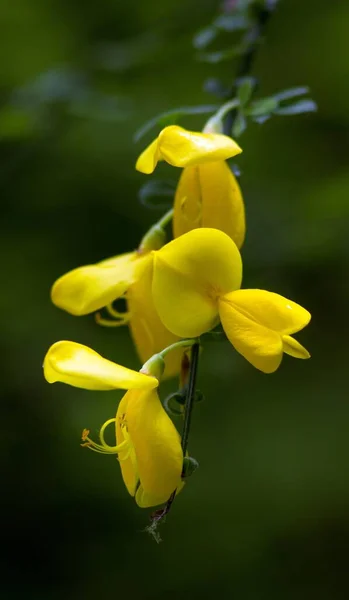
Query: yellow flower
[
  {"left": 127, "top": 254, "right": 184, "bottom": 379},
  {"left": 51, "top": 251, "right": 182, "bottom": 378},
  {"left": 51, "top": 251, "right": 139, "bottom": 317},
  {"left": 44, "top": 341, "right": 184, "bottom": 507},
  {"left": 152, "top": 228, "right": 243, "bottom": 338},
  {"left": 152, "top": 228, "right": 311, "bottom": 373},
  {"left": 218, "top": 290, "right": 310, "bottom": 374},
  {"left": 136, "top": 125, "right": 242, "bottom": 174},
  {"left": 173, "top": 160, "right": 245, "bottom": 249}
]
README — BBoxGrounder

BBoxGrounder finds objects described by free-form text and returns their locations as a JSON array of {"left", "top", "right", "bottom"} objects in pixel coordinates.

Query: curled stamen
[
  {"left": 81, "top": 422, "right": 129, "bottom": 455},
  {"left": 99, "top": 418, "right": 117, "bottom": 449},
  {"left": 106, "top": 302, "right": 129, "bottom": 320},
  {"left": 95, "top": 312, "right": 130, "bottom": 327}
]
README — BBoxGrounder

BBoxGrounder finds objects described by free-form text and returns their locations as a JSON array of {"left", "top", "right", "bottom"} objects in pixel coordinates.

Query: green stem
[
  {"left": 141, "top": 338, "right": 197, "bottom": 380},
  {"left": 157, "top": 208, "right": 174, "bottom": 230},
  {"left": 181, "top": 342, "right": 200, "bottom": 457},
  {"left": 138, "top": 208, "right": 174, "bottom": 253},
  {"left": 160, "top": 338, "right": 197, "bottom": 359},
  {"left": 203, "top": 98, "right": 240, "bottom": 133},
  {"left": 223, "top": 0, "right": 278, "bottom": 136},
  {"left": 146, "top": 342, "right": 200, "bottom": 542}
]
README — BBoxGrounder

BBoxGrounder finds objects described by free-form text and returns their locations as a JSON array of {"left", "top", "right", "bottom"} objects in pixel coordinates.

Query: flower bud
[
  {"left": 140, "top": 352, "right": 165, "bottom": 381},
  {"left": 182, "top": 456, "right": 199, "bottom": 478}
]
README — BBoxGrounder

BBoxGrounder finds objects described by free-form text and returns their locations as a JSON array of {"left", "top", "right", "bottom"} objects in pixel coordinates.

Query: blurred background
[{"left": 2, "top": 0, "right": 349, "bottom": 598}]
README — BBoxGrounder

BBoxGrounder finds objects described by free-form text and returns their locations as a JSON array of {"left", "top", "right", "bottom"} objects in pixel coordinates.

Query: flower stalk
[
  {"left": 181, "top": 342, "right": 200, "bottom": 458},
  {"left": 146, "top": 342, "right": 200, "bottom": 542},
  {"left": 138, "top": 208, "right": 174, "bottom": 253},
  {"left": 140, "top": 338, "right": 198, "bottom": 379}
]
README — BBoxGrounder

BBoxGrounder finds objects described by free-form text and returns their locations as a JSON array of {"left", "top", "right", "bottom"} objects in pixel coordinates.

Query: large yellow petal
[
  {"left": 127, "top": 254, "right": 183, "bottom": 379},
  {"left": 43, "top": 341, "right": 159, "bottom": 390},
  {"left": 219, "top": 290, "right": 311, "bottom": 373},
  {"left": 51, "top": 252, "right": 138, "bottom": 316},
  {"left": 159, "top": 125, "right": 242, "bottom": 168},
  {"left": 153, "top": 254, "right": 219, "bottom": 337},
  {"left": 219, "top": 298, "right": 283, "bottom": 373},
  {"left": 221, "top": 289, "right": 311, "bottom": 334},
  {"left": 173, "top": 161, "right": 245, "bottom": 249},
  {"left": 115, "top": 391, "right": 140, "bottom": 497},
  {"left": 136, "top": 125, "right": 242, "bottom": 174},
  {"left": 152, "top": 228, "right": 242, "bottom": 337},
  {"left": 125, "top": 388, "right": 183, "bottom": 508}
]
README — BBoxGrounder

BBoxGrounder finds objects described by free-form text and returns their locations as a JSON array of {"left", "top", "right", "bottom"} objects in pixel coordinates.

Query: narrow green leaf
[
  {"left": 253, "top": 114, "right": 271, "bottom": 124},
  {"left": 237, "top": 77, "right": 255, "bottom": 106},
  {"left": 247, "top": 96, "right": 279, "bottom": 117},
  {"left": 273, "top": 86, "right": 309, "bottom": 102},
  {"left": 275, "top": 99, "right": 317, "bottom": 115},
  {"left": 193, "top": 26, "right": 217, "bottom": 50},
  {"left": 198, "top": 44, "right": 243, "bottom": 64},
  {"left": 214, "top": 14, "right": 249, "bottom": 31},
  {"left": 133, "top": 105, "right": 218, "bottom": 143},
  {"left": 138, "top": 180, "right": 175, "bottom": 210},
  {"left": 232, "top": 111, "right": 247, "bottom": 138},
  {"left": 158, "top": 112, "right": 180, "bottom": 128},
  {"left": 203, "top": 77, "right": 228, "bottom": 97}
]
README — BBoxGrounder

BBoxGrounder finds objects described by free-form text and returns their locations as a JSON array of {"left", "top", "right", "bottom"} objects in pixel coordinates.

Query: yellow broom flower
[
  {"left": 51, "top": 251, "right": 182, "bottom": 378},
  {"left": 51, "top": 252, "right": 139, "bottom": 317},
  {"left": 152, "top": 228, "right": 243, "bottom": 338},
  {"left": 173, "top": 160, "right": 245, "bottom": 249},
  {"left": 218, "top": 290, "right": 310, "bottom": 374},
  {"left": 136, "top": 125, "right": 242, "bottom": 174},
  {"left": 127, "top": 254, "right": 184, "bottom": 379},
  {"left": 44, "top": 341, "right": 184, "bottom": 507},
  {"left": 151, "top": 228, "right": 311, "bottom": 373}
]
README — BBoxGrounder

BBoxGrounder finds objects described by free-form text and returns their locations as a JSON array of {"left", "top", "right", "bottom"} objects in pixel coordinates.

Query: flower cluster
[{"left": 44, "top": 124, "right": 310, "bottom": 511}]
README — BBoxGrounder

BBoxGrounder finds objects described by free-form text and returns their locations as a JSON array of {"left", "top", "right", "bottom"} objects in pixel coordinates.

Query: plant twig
[
  {"left": 181, "top": 342, "right": 200, "bottom": 457},
  {"left": 146, "top": 343, "right": 200, "bottom": 542},
  {"left": 224, "top": 0, "right": 279, "bottom": 135}
]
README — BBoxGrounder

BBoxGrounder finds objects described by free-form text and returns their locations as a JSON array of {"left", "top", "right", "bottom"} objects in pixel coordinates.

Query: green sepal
[{"left": 182, "top": 457, "right": 199, "bottom": 478}]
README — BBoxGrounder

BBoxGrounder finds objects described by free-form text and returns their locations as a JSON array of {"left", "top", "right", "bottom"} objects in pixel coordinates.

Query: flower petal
[
  {"left": 153, "top": 253, "right": 219, "bottom": 337},
  {"left": 115, "top": 391, "right": 140, "bottom": 497},
  {"left": 282, "top": 335, "right": 310, "bottom": 359},
  {"left": 135, "top": 480, "right": 185, "bottom": 508},
  {"left": 158, "top": 125, "right": 242, "bottom": 168},
  {"left": 173, "top": 161, "right": 245, "bottom": 249},
  {"left": 135, "top": 125, "right": 242, "bottom": 174},
  {"left": 219, "top": 299, "right": 283, "bottom": 373},
  {"left": 125, "top": 388, "right": 183, "bottom": 508},
  {"left": 135, "top": 138, "right": 161, "bottom": 174},
  {"left": 219, "top": 290, "right": 311, "bottom": 373},
  {"left": 127, "top": 254, "right": 183, "bottom": 379},
  {"left": 152, "top": 228, "right": 242, "bottom": 337},
  {"left": 221, "top": 289, "right": 311, "bottom": 334},
  {"left": 51, "top": 252, "right": 138, "bottom": 316},
  {"left": 43, "top": 341, "right": 158, "bottom": 390}
]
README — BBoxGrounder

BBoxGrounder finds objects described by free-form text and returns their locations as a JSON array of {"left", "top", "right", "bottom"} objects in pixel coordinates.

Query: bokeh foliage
[{"left": 1, "top": 0, "right": 349, "bottom": 598}]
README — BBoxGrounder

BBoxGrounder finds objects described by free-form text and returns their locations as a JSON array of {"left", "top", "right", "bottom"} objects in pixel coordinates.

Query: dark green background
[{"left": 2, "top": 0, "right": 349, "bottom": 598}]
